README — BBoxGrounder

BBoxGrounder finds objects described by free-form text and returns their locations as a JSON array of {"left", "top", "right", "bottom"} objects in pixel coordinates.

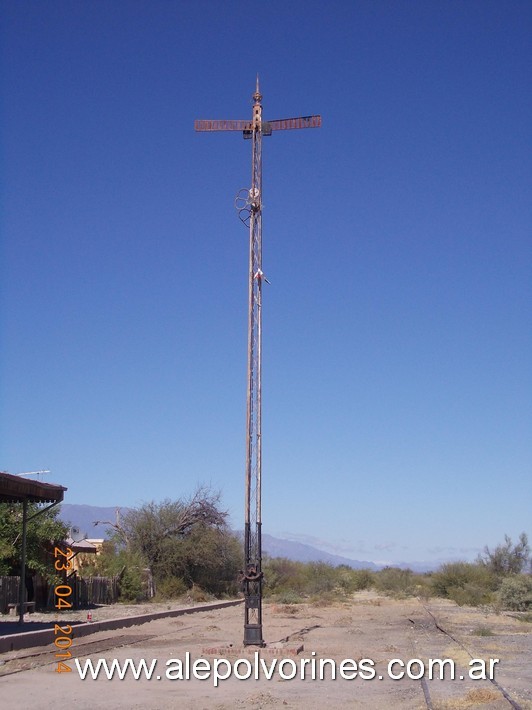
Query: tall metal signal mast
[{"left": 195, "top": 79, "right": 320, "bottom": 646}]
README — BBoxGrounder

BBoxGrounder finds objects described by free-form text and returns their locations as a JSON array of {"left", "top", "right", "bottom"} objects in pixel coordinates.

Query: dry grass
[
  {"left": 443, "top": 645, "right": 472, "bottom": 667},
  {"left": 471, "top": 626, "right": 494, "bottom": 636},
  {"left": 270, "top": 603, "right": 300, "bottom": 616},
  {"left": 435, "top": 687, "right": 502, "bottom": 708}
]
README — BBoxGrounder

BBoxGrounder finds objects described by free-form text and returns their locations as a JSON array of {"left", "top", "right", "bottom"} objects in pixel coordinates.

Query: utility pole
[{"left": 195, "top": 78, "right": 320, "bottom": 646}]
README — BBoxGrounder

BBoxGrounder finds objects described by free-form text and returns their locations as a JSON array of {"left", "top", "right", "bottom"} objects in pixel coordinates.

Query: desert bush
[
  {"left": 414, "top": 576, "right": 433, "bottom": 600},
  {"left": 154, "top": 576, "right": 188, "bottom": 600},
  {"left": 262, "top": 558, "right": 307, "bottom": 597},
  {"left": 497, "top": 575, "right": 532, "bottom": 611},
  {"left": 262, "top": 558, "right": 373, "bottom": 601},
  {"left": 302, "top": 562, "right": 339, "bottom": 595},
  {"left": 336, "top": 567, "right": 374, "bottom": 593},
  {"left": 480, "top": 533, "right": 530, "bottom": 576},
  {"left": 309, "top": 590, "right": 337, "bottom": 607},
  {"left": 447, "top": 583, "right": 494, "bottom": 607},
  {"left": 275, "top": 589, "right": 304, "bottom": 604},
  {"left": 374, "top": 567, "right": 417, "bottom": 597},
  {"left": 352, "top": 568, "right": 375, "bottom": 591},
  {"left": 472, "top": 626, "right": 494, "bottom": 636},
  {"left": 187, "top": 584, "right": 213, "bottom": 603},
  {"left": 273, "top": 603, "right": 299, "bottom": 616},
  {"left": 431, "top": 562, "right": 497, "bottom": 606}
]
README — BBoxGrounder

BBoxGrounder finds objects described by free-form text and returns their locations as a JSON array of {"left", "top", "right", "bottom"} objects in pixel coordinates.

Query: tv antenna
[
  {"left": 195, "top": 78, "right": 320, "bottom": 646},
  {"left": 16, "top": 470, "right": 50, "bottom": 480}
]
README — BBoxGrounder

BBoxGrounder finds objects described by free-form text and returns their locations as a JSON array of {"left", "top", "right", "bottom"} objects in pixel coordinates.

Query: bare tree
[
  {"left": 93, "top": 508, "right": 130, "bottom": 548},
  {"left": 480, "top": 532, "right": 530, "bottom": 576},
  {"left": 119, "top": 486, "right": 231, "bottom": 575}
]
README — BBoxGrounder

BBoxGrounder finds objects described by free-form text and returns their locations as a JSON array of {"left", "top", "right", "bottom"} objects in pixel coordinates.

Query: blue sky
[{"left": 1, "top": 0, "right": 530, "bottom": 565}]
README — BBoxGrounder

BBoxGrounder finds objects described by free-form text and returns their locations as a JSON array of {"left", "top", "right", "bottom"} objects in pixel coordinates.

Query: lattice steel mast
[{"left": 195, "top": 79, "right": 320, "bottom": 646}]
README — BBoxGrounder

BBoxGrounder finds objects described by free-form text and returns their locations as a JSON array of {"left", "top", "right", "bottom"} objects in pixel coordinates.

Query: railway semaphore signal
[{"left": 195, "top": 78, "right": 320, "bottom": 646}]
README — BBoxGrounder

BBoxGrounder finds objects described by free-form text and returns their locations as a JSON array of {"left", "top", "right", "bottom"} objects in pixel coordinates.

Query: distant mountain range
[
  {"left": 58, "top": 503, "right": 379, "bottom": 570},
  {"left": 260, "top": 533, "right": 379, "bottom": 570},
  {"left": 59, "top": 504, "right": 124, "bottom": 540}
]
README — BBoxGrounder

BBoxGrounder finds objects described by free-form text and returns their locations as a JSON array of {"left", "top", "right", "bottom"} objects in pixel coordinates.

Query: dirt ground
[{"left": 0, "top": 591, "right": 530, "bottom": 709}]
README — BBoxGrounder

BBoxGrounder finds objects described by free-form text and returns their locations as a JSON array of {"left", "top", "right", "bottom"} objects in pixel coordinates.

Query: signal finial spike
[{"left": 253, "top": 74, "right": 262, "bottom": 103}]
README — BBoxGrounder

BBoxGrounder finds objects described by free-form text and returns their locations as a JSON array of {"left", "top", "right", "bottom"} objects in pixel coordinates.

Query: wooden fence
[
  {"left": 71, "top": 575, "right": 119, "bottom": 606},
  {"left": 1, "top": 574, "right": 119, "bottom": 612},
  {"left": 0, "top": 576, "right": 20, "bottom": 614}
]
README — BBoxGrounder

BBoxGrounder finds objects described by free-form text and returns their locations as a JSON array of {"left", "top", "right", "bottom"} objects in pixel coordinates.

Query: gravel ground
[{"left": 1, "top": 592, "right": 531, "bottom": 709}]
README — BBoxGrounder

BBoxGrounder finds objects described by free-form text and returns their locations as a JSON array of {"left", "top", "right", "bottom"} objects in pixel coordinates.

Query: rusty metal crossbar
[
  {"left": 194, "top": 115, "right": 321, "bottom": 133},
  {"left": 195, "top": 119, "right": 252, "bottom": 132},
  {"left": 269, "top": 115, "right": 321, "bottom": 130}
]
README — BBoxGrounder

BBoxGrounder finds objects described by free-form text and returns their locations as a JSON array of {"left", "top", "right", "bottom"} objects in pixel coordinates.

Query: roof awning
[
  {"left": 0, "top": 471, "right": 68, "bottom": 624},
  {"left": 0, "top": 471, "right": 67, "bottom": 504}
]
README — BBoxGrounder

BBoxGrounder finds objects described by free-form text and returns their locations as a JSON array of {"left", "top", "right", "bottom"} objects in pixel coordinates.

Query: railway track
[
  {"left": 0, "top": 632, "right": 158, "bottom": 677},
  {"left": 413, "top": 599, "right": 523, "bottom": 710}
]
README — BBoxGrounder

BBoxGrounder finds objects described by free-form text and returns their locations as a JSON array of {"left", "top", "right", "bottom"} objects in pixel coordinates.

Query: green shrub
[
  {"left": 352, "top": 569, "right": 375, "bottom": 591},
  {"left": 262, "top": 558, "right": 307, "bottom": 597},
  {"left": 472, "top": 626, "right": 494, "bottom": 636},
  {"left": 497, "top": 575, "right": 532, "bottom": 611},
  {"left": 157, "top": 525, "right": 241, "bottom": 597},
  {"left": 80, "top": 543, "right": 145, "bottom": 602},
  {"left": 480, "top": 533, "right": 530, "bottom": 576},
  {"left": 448, "top": 583, "right": 494, "bottom": 607},
  {"left": 302, "top": 562, "right": 339, "bottom": 596},
  {"left": 374, "top": 567, "right": 417, "bottom": 597},
  {"left": 112, "top": 490, "right": 242, "bottom": 599},
  {"left": 414, "top": 576, "right": 433, "bottom": 600},
  {"left": 337, "top": 568, "right": 374, "bottom": 593},
  {"left": 431, "top": 562, "right": 497, "bottom": 606},
  {"left": 262, "top": 558, "right": 375, "bottom": 601},
  {"left": 187, "top": 584, "right": 213, "bottom": 603},
  {"left": 154, "top": 576, "right": 188, "bottom": 600},
  {"left": 275, "top": 589, "right": 304, "bottom": 604},
  {"left": 117, "top": 564, "right": 145, "bottom": 602}
]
